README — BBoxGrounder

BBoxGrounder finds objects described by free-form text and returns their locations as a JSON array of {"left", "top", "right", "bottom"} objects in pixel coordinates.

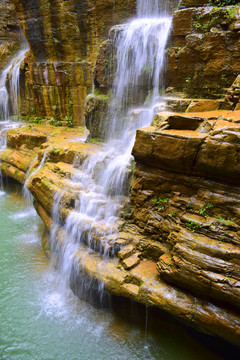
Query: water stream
[
  {"left": 50, "top": 0, "right": 172, "bottom": 297},
  {"left": 0, "top": 43, "right": 29, "bottom": 189}
]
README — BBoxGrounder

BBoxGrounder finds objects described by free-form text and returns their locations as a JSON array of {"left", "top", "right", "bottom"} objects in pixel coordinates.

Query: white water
[
  {"left": 50, "top": 0, "right": 172, "bottom": 295},
  {"left": 137, "top": 0, "right": 160, "bottom": 17},
  {"left": 22, "top": 155, "right": 38, "bottom": 207},
  {"left": 0, "top": 46, "right": 29, "bottom": 122},
  {"left": 0, "top": 44, "right": 29, "bottom": 190}
]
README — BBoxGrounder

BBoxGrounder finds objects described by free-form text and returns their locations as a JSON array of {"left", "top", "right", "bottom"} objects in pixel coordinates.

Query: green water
[{"left": 0, "top": 182, "right": 239, "bottom": 360}]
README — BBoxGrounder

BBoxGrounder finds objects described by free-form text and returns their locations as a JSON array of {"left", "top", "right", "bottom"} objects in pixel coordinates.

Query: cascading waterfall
[
  {"left": 0, "top": 46, "right": 28, "bottom": 123},
  {"left": 0, "top": 44, "right": 29, "bottom": 190},
  {"left": 50, "top": 0, "right": 172, "bottom": 300}
]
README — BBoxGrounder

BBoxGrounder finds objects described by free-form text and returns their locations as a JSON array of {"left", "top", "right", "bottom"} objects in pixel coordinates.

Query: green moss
[{"left": 194, "top": 6, "right": 238, "bottom": 33}]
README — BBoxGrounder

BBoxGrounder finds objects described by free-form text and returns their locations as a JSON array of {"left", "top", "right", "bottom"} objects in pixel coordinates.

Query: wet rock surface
[{"left": 1, "top": 116, "right": 240, "bottom": 345}]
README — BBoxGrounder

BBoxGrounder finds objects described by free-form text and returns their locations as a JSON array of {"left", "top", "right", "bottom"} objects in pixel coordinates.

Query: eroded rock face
[
  {"left": 224, "top": 74, "right": 240, "bottom": 110},
  {"left": 130, "top": 111, "right": 240, "bottom": 343},
  {"left": 0, "top": 0, "right": 21, "bottom": 72},
  {"left": 167, "top": 5, "right": 240, "bottom": 98},
  {"left": 84, "top": 93, "right": 111, "bottom": 140},
  {"left": 11, "top": 0, "right": 136, "bottom": 125}
]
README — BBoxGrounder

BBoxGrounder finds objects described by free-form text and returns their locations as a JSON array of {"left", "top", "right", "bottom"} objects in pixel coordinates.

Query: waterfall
[
  {"left": 137, "top": 0, "right": 160, "bottom": 16},
  {"left": 50, "top": 0, "right": 172, "bottom": 300},
  {"left": 0, "top": 44, "right": 29, "bottom": 190},
  {"left": 0, "top": 46, "right": 29, "bottom": 123}
]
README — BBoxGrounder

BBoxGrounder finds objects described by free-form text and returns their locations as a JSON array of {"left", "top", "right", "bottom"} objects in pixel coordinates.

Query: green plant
[
  {"left": 51, "top": 130, "right": 60, "bottom": 136},
  {"left": 39, "top": 2, "right": 50, "bottom": 8},
  {"left": 215, "top": 216, "right": 235, "bottom": 225},
  {"left": 130, "top": 161, "right": 136, "bottom": 173},
  {"left": 168, "top": 211, "right": 176, "bottom": 218},
  {"left": 34, "top": 117, "right": 42, "bottom": 124},
  {"left": 89, "top": 137, "right": 101, "bottom": 143},
  {"left": 94, "top": 88, "right": 101, "bottom": 96},
  {"left": 152, "top": 197, "right": 169, "bottom": 204},
  {"left": 64, "top": 116, "right": 74, "bottom": 128},
  {"left": 185, "top": 220, "right": 203, "bottom": 232},
  {"left": 49, "top": 117, "right": 56, "bottom": 125},
  {"left": 75, "top": 57, "right": 81, "bottom": 62},
  {"left": 49, "top": 117, "right": 61, "bottom": 127},
  {"left": 152, "top": 197, "right": 169, "bottom": 211},
  {"left": 199, "top": 203, "right": 213, "bottom": 216}
]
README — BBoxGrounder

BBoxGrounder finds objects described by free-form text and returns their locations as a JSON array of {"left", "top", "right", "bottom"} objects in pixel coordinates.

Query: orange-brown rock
[
  {"left": 130, "top": 110, "right": 240, "bottom": 344},
  {"left": 11, "top": 0, "right": 136, "bottom": 125},
  {"left": 133, "top": 114, "right": 240, "bottom": 184},
  {"left": 0, "top": 0, "right": 21, "bottom": 72},
  {"left": 167, "top": 6, "right": 240, "bottom": 98},
  {"left": 1, "top": 121, "right": 240, "bottom": 344}
]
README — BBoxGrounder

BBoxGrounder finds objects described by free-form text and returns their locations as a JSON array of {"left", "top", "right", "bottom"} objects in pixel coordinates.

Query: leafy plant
[
  {"left": 168, "top": 211, "right": 176, "bottom": 218},
  {"left": 34, "top": 117, "right": 42, "bottom": 124},
  {"left": 152, "top": 197, "right": 169, "bottom": 211},
  {"left": 199, "top": 203, "right": 213, "bottom": 216},
  {"left": 215, "top": 216, "right": 236, "bottom": 225},
  {"left": 64, "top": 116, "right": 74, "bottom": 128},
  {"left": 185, "top": 220, "right": 203, "bottom": 232},
  {"left": 49, "top": 117, "right": 61, "bottom": 127}
]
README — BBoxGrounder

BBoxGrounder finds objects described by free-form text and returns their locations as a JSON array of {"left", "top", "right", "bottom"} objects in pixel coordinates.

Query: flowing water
[
  {"left": 50, "top": 0, "right": 172, "bottom": 295},
  {"left": 0, "top": 46, "right": 29, "bottom": 122},
  {"left": 0, "top": 43, "right": 29, "bottom": 189},
  {"left": 0, "top": 182, "right": 237, "bottom": 360}
]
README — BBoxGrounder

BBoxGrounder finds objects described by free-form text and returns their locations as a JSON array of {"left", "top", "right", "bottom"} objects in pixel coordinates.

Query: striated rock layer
[
  {"left": 11, "top": 0, "right": 136, "bottom": 125},
  {"left": 1, "top": 114, "right": 240, "bottom": 345},
  {"left": 0, "top": 0, "right": 22, "bottom": 73},
  {"left": 167, "top": 4, "right": 240, "bottom": 99}
]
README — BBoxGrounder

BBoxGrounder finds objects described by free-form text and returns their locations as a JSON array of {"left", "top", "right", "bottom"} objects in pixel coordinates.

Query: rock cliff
[
  {"left": 167, "top": 3, "right": 240, "bottom": 98},
  {"left": 0, "top": 0, "right": 22, "bottom": 73},
  {"left": 11, "top": 0, "right": 136, "bottom": 125}
]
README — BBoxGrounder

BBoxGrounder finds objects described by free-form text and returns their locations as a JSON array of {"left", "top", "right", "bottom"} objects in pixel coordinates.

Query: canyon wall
[
  {"left": 0, "top": 0, "right": 21, "bottom": 73},
  {"left": 167, "top": 3, "right": 240, "bottom": 98},
  {"left": 11, "top": 0, "right": 136, "bottom": 125}
]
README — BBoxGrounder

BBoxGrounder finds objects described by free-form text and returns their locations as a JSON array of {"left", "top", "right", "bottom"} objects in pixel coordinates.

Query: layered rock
[
  {"left": 224, "top": 74, "right": 240, "bottom": 110},
  {"left": 130, "top": 110, "right": 240, "bottom": 343},
  {"left": 167, "top": 5, "right": 240, "bottom": 98},
  {"left": 11, "top": 0, "right": 136, "bottom": 125},
  {"left": 1, "top": 116, "right": 240, "bottom": 344},
  {"left": 0, "top": 0, "right": 22, "bottom": 72}
]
